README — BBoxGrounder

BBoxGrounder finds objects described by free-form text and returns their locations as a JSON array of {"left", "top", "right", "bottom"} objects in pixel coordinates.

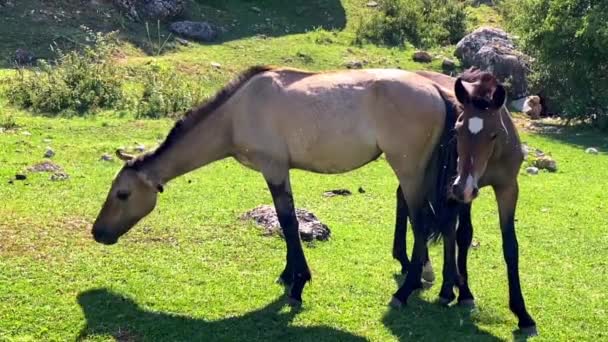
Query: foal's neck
[{"left": 140, "top": 109, "right": 233, "bottom": 185}]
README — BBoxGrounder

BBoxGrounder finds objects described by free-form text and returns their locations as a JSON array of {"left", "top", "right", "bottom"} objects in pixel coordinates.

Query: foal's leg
[
  {"left": 494, "top": 183, "right": 537, "bottom": 336},
  {"left": 456, "top": 203, "right": 475, "bottom": 306},
  {"left": 266, "top": 176, "right": 311, "bottom": 305},
  {"left": 393, "top": 186, "right": 435, "bottom": 282},
  {"left": 437, "top": 202, "right": 460, "bottom": 305}
]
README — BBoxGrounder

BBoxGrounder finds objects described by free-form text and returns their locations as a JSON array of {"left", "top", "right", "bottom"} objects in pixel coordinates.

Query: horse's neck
[{"left": 145, "top": 111, "right": 233, "bottom": 184}]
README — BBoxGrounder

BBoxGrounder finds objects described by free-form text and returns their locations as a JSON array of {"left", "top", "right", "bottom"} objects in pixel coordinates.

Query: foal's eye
[{"left": 116, "top": 190, "right": 130, "bottom": 201}]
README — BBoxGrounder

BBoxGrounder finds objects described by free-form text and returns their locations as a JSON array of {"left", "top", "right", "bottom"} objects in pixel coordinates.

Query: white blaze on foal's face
[{"left": 468, "top": 117, "right": 484, "bottom": 134}]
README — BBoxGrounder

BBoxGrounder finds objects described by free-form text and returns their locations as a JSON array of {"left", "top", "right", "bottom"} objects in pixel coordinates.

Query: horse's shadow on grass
[
  {"left": 77, "top": 288, "right": 366, "bottom": 342},
  {"left": 382, "top": 274, "right": 505, "bottom": 341}
]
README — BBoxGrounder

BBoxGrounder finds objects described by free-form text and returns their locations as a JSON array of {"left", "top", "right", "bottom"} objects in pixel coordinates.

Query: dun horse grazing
[
  {"left": 391, "top": 69, "right": 537, "bottom": 336},
  {"left": 92, "top": 66, "right": 457, "bottom": 307}
]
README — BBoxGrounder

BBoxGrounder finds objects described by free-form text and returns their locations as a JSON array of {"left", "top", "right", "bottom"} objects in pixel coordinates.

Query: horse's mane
[{"left": 127, "top": 65, "right": 275, "bottom": 170}]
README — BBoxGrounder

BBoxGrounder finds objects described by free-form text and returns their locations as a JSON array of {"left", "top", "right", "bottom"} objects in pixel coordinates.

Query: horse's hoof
[
  {"left": 518, "top": 325, "right": 538, "bottom": 337},
  {"left": 421, "top": 280, "right": 434, "bottom": 290},
  {"left": 287, "top": 297, "right": 302, "bottom": 308},
  {"left": 437, "top": 296, "right": 454, "bottom": 306},
  {"left": 422, "top": 263, "right": 435, "bottom": 283},
  {"left": 389, "top": 296, "right": 404, "bottom": 309},
  {"left": 458, "top": 299, "right": 476, "bottom": 308}
]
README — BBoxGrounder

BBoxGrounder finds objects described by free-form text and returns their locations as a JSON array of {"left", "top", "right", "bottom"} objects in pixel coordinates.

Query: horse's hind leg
[
  {"left": 456, "top": 203, "right": 475, "bottom": 307},
  {"left": 265, "top": 174, "right": 311, "bottom": 306},
  {"left": 393, "top": 186, "right": 435, "bottom": 283},
  {"left": 437, "top": 201, "right": 460, "bottom": 305}
]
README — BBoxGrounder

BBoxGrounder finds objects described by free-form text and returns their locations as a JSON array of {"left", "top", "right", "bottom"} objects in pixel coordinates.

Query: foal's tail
[{"left": 426, "top": 86, "right": 460, "bottom": 243}]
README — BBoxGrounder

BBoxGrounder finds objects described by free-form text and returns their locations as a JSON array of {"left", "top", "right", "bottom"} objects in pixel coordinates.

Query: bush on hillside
[
  {"left": 502, "top": 0, "right": 608, "bottom": 122},
  {"left": 5, "top": 28, "right": 125, "bottom": 115},
  {"left": 355, "top": 0, "right": 468, "bottom": 48}
]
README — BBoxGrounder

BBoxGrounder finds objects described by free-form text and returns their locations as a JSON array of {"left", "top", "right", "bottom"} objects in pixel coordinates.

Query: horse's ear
[
  {"left": 492, "top": 85, "right": 506, "bottom": 109},
  {"left": 116, "top": 149, "right": 134, "bottom": 161},
  {"left": 455, "top": 78, "right": 470, "bottom": 104}
]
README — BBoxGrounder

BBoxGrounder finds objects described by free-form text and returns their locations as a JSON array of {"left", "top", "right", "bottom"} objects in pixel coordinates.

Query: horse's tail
[{"left": 426, "top": 86, "right": 460, "bottom": 243}]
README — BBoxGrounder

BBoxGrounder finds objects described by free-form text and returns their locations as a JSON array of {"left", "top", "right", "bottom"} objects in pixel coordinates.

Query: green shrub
[
  {"left": 5, "top": 28, "right": 125, "bottom": 115},
  {"left": 355, "top": 0, "right": 468, "bottom": 48},
  {"left": 135, "top": 64, "right": 207, "bottom": 119},
  {"left": 502, "top": 0, "right": 608, "bottom": 122}
]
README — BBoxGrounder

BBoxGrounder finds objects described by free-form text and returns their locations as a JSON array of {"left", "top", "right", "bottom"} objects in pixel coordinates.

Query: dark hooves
[
  {"left": 517, "top": 325, "right": 538, "bottom": 338},
  {"left": 389, "top": 296, "right": 404, "bottom": 309},
  {"left": 287, "top": 297, "right": 302, "bottom": 308},
  {"left": 437, "top": 296, "right": 455, "bottom": 306},
  {"left": 457, "top": 298, "right": 476, "bottom": 308}
]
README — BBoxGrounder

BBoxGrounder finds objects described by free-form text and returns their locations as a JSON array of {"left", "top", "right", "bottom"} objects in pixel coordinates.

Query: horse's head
[
  {"left": 92, "top": 150, "right": 162, "bottom": 245},
  {"left": 451, "top": 70, "right": 506, "bottom": 203}
]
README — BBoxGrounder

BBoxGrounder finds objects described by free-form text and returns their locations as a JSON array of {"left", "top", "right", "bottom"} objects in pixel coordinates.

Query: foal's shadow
[
  {"left": 382, "top": 274, "right": 504, "bottom": 341},
  {"left": 77, "top": 289, "right": 366, "bottom": 341}
]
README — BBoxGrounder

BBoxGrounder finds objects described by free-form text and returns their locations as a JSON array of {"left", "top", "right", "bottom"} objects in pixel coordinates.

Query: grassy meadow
[{"left": 1, "top": 0, "right": 607, "bottom": 341}]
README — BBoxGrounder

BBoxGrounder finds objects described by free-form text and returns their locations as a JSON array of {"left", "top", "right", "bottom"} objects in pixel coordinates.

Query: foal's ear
[
  {"left": 492, "top": 85, "right": 507, "bottom": 109},
  {"left": 455, "top": 78, "right": 471, "bottom": 104},
  {"left": 116, "top": 149, "right": 135, "bottom": 161}
]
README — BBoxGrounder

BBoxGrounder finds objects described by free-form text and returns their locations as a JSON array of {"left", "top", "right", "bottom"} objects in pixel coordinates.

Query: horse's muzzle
[
  {"left": 450, "top": 178, "right": 479, "bottom": 203},
  {"left": 92, "top": 227, "right": 119, "bottom": 245}
]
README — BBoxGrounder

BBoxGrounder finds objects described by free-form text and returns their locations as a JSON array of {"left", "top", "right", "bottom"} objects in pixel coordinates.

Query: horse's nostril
[{"left": 472, "top": 187, "right": 479, "bottom": 198}]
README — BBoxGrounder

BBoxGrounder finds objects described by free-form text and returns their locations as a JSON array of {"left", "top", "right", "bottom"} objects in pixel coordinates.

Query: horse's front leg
[
  {"left": 456, "top": 203, "right": 475, "bottom": 306},
  {"left": 266, "top": 176, "right": 311, "bottom": 306},
  {"left": 437, "top": 201, "right": 460, "bottom": 305},
  {"left": 494, "top": 182, "right": 537, "bottom": 336}
]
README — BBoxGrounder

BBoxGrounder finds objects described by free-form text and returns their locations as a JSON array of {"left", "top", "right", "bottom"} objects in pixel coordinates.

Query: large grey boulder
[
  {"left": 169, "top": 21, "right": 218, "bottom": 42},
  {"left": 455, "top": 26, "right": 531, "bottom": 99}
]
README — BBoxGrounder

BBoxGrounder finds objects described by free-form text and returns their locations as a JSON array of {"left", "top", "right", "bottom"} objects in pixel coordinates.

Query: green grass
[
  {"left": 1, "top": 111, "right": 608, "bottom": 341},
  {"left": 2, "top": 1, "right": 607, "bottom": 341}
]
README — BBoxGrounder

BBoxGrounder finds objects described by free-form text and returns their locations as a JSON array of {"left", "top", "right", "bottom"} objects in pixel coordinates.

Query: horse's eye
[{"left": 117, "top": 190, "right": 131, "bottom": 201}]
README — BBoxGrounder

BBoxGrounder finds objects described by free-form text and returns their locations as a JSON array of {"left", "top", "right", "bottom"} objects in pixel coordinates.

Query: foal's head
[
  {"left": 92, "top": 150, "right": 162, "bottom": 245},
  {"left": 451, "top": 69, "right": 506, "bottom": 203}
]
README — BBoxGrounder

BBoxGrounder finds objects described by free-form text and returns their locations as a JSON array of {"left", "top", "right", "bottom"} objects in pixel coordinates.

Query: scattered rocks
[
  {"left": 27, "top": 161, "right": 62, "bottom": 173},
  {"left": 585, "top": 147, "right": 599, "bottom": 155},
  {"left": 15, "top": 173, "right": 27, "bottom": 181},
  {"left": 14, "top": 48, "right": 36, "bottom": 66},
  {"left": 525, "top": 167, "right": 539, "bottom": 175},
  {"left": 210, "top": 62, "right": 222, "bottom": 69},
  {"left": 50, "top": 172, "right": 69, "bottom": 181},
  {"left": 169, "top": 21, "right": 218, "bottom": 42},
  {"left": 366, "top": 1, "right": 379, "bottom": 7},
  {"left": 100, "top": 153, "right": 114, "bottom": 162},
  {"left": 455, "top": 26, "right": 531, "bottom": 99},
  {"left": 323, "top": 189, "right": 352, "bottom": 197},
  {"left": 413, "top": 51, "right": 432, "bottom": 63},
  {"left": 523, "top": 95, "right": 542, "bottom": 119},
  {"left": 242, "top": 205, "right": 331, "bottom": 242},
  {"left": 44, "top": 147, "right": 55, "bottom": 158},
  {"left": 534, "top": 156, "right": 557, "bottom": 172},
  {"left": 345, "top": 60, "right": 363, "bottom": 69},
  {"left": 441, "top": 58, "right": 456, "bottom": 71}
]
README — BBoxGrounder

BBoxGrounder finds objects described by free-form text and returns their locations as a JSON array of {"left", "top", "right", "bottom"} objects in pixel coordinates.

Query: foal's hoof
[
  {"left": 287, "top": 297, "right": 302, "bottom": 308},
  {"left": 437, "top": 296, "right": 455, "bottom": 306},
  {"left": 517, "top": 325, "right": 538, "bottom": 338},
  {"left": 457, "top": 299, "right": 476, "bottom": 308},
  {"left": 422, "top": 262, "right": 435, "bottom": 283},
  {"left": 389, "top": 296, "right": 404, "bottom": 309}
]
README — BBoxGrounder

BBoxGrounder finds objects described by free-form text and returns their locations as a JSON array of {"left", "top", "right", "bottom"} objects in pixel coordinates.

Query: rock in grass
[
  {"left": 15, "top": 173, "right": 27, "bottom": 180},
  {"left": 242, "top": 205, "right": 330, "bottom": 242},
  {"left": 534, "top": 156, "right": 557, "bottom": 172},
  {"left": 525, "top": 166, "right": 539, "bottom": 175},
  {"left": 585, "top": 147, "right": 599, "bottom": 155},
  {"left": 169, "top": 21, "right": 218, "bottom": 42},
  {"left": 44, "top": 147, "right": 55, "bottom": 158},
  {"left": 323, "top": 189, "right": 352, "bottom": 197},
  {"left": 50, "top": 172, "right": 69, "bottom": 181},
  {"left": 413, "top": 51, "right": 432, "bottom": 63},
  {"left": 100, "top": 153, "right": 113, "bottom": 162}
]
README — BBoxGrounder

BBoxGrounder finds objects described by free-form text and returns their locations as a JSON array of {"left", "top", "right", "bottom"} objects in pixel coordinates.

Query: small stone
[
  {"left": 134, "top": 144, "right": 146, "bottom": 153},
  {"left": 412, "top": 51, "right": 432, "bottom": 63},
  {"left": 525, "top": 166, "right": 539, "bottom": 175},
  {"left": 22, "top": 131, "right": 31, "bottom": 136},
  {"left": 50, "top": 172, "right": 69, "bottom": 181},
  {"left": 585, "top": 147, "right": 599, "bottom": 155},
  {"left": 471, "top": 240, "right": 480, "bottom": 248},
  {"left": 366, "top": 1, "right": 379, "bottom": 7},
  {"left": 210, "top": 62, "right": 221, "bottom": 69},
  {"left": 14, "top": 48, "right": 35, "bottom": 65},
  {"left": 358, "top": 186, "right": 366, "bottom": 194},
  {"left": 345, "top": 60, "right": 363, "bottom": 69},
  {"left": 534, "top": 156, "right": 557, "bottom": 172},
  {"left": 442, "top": 58, "right": 456, "bottom": 70},
  {"left": 250, "top": 6, "right": 261, "bottom": 13},
  {"left": 43, "top": 138, "right": 52, "bottom": 143},
  {"left": 100, "top": 153, "right": 113, "bottom": 162},
  {"left": 175, "top": 37, "right": 190, "bottom": 46},
  {"left": 323, "top": 189, "right": 352, "bottom": 197},
  {"left": 242, "top": 205, "right": 330, "bottom": 242},
  {"left": 44, "top": 147, "right": 55, "bottom": 158},
  {"left": 15, "top": 173, "right": 27, "bottom": 180}
]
